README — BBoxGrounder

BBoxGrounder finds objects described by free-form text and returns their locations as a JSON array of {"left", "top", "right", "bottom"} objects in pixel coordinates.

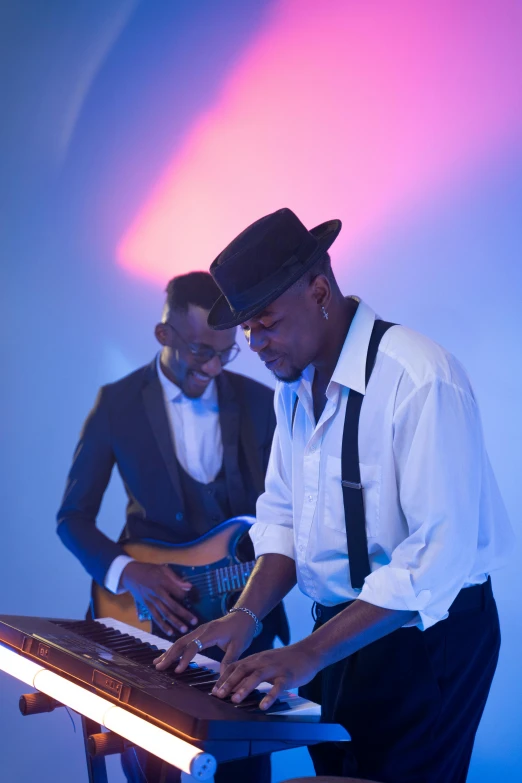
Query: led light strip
[{"left": 0, "top": 643, "right": 216, "bottom": 780}]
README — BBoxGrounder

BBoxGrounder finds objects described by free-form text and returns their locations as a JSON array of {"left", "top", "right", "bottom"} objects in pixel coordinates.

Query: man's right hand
[
  {"left": 154, "top": 610, "right": 257, "bottom": 673},
  {"left": 119, "top": 562, "right": 198, "bottom": 636}
]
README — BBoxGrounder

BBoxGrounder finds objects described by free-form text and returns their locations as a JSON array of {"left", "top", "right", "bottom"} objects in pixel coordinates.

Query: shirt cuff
[
  {"left": 249, "top": 522, "right": 295, "bottom": 561},
  {"left": 359, "top": 565, "right": 440, "bottom": 630},
  {"left": 104, "top": 555, "right": 135, "bottom": 595}
]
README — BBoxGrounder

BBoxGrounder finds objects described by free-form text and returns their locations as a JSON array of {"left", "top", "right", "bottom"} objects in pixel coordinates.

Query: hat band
[{"left": 225, "top": 254, "right": 305, "bottom": 313}]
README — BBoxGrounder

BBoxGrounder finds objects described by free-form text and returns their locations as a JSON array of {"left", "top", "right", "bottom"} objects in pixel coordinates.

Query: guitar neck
[{"left": 211, "top": 560, "right": 256, "bottom": 595}]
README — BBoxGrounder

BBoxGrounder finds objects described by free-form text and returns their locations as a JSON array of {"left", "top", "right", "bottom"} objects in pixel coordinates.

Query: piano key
[
  {"left": 168, "top": 671, "right": 211, "bottom": 684},
  {"left": 84, "top": 627, "right": 123, "bottom": 638},
  {"left": 262, "top": 700, "right": 291, "bottom": 714},
  {"left": 188, "top": 677, "right": 221, "bottom": 691},
  {"left": 163, "top": 662, "right": 201, "bottom": 676},
  {"left": 124, "top": 651, "right": 159, "bottom": 663},
  {"left": 177, "top": 671, "right": 218, "bottom": 685},
  {"left": 109, "top": 638, "right": 146, "bottom": 649},
  {"left": 231, "top": 694, "right": 264, "bottom": 709},
  {"left": 96, "top": 618, "right": 323, "bottom": 717}
]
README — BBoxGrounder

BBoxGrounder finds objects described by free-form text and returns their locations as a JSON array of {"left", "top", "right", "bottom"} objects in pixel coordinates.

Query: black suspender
[
  {"left": 292, "top": 319, "right": 396, "bottom": 590},
  {"left": 341, "top": 319, "right": 395, "bottom": 588},
  {"left": 291, "top": 393, "right": 299, "bottom": 430}
]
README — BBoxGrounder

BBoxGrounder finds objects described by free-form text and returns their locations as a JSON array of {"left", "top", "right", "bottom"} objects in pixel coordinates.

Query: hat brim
[{"left": 208, "top": 218, "right": 342, "bottom": 330}]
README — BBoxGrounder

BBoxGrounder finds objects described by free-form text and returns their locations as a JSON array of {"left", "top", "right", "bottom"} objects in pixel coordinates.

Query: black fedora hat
[{"left": 208, "top": 208, "right": 342, "bottom": 330}]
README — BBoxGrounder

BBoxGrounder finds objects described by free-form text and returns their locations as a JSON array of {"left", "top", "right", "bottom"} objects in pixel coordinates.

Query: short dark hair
[
  {"left": 165, "top": 272, "right": 221, "bottom": 314},
  {"left": 307, "top": 251, "right": 333, "bottom": 282},
  {"left": 292, "top": 252, "right": 334, "bottom": 292}
]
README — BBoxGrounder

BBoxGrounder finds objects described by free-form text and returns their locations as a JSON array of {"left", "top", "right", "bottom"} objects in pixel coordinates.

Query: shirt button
[
  {"left": 175, "top": 512, "right": 184, "bottom": 521},
  {"left": 307, "top": 494, "right": 314, "bottom": 502}
]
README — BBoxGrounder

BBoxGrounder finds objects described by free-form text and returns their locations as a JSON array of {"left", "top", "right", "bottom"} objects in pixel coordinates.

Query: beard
[{"left": 273, "top": 366, "right": 304, "bottom": 384}]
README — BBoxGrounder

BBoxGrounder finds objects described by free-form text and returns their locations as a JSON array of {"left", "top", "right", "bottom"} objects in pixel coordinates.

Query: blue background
[{"left": 1, "top": 1, "right": 521, "bottom": 780}]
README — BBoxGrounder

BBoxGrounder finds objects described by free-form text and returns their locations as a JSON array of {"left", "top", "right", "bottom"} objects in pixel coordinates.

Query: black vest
[{"left": 177, "top": 459, "right": 232, "bottom": 539}]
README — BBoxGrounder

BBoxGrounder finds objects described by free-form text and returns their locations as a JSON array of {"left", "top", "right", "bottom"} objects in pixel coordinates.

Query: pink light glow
[{"left": 117, "top": 0, "right": 522, "bottom": 281}]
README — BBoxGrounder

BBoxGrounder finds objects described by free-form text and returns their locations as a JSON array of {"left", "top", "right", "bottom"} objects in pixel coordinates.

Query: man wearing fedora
[{"left": 155, "top": 209, "right": 513, "bottom": 782}]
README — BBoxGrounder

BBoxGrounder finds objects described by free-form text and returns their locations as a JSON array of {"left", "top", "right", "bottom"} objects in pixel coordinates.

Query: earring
[{"left": 321, "top": 305, "right": 329, "bottom": 320}]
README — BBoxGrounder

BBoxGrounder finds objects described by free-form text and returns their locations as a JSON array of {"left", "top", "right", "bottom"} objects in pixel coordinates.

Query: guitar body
[{"left": 91, "top": 517, "right": 256, "bottom": 634}]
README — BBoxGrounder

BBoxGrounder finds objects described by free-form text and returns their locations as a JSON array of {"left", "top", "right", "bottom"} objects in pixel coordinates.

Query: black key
[
  {"left": 85, "top": 626, "right": 123, "bottom": 636},
  {"left": 106, "top": 639, "right": 142, "bottom": 650},
  {"left": 119, "top": 649, "right": 153, "bottom": 660},
  {"left": 106, "top": 645, "right": 140, "bottom": 655},
  {"left": 93, "top": 633, "right": 126, "bottom": 645},
  {"left": 98, "top": 634, "right": 130, "bottom": 644},
  {"left": 163, "top": 662, "right": 200, "bottom": 676},
  {"left": 188, "top": 676, "right": 221, "bottom": 691},
  {"left": 130, "top": 650, "right": 161, "bottom": 661},
  {"left": 263, "top": 700, "right": 290, "bottom": 713},
  {"left": 173, "top": 669, "right": 212, "bottom": 683},
  {"left": 124, "top": 651, "right": 159, "bottom": 663},
  {"left": 233, "top": 693, "right": 265, "bottom": 709},
  {"left": 84, "top": 629, "right": 123, "bottom": 641},
  {"left": 183, "top": 672, "right": 220, "bottom": 685}
]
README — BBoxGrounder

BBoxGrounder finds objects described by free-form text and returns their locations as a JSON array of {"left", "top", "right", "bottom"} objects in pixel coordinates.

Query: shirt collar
[
  {"left": 288, "top": 297, "right": 376, "bottom": 398},
  {"left": 155, "top": 353, "right": 217, "bottom": 405},
  {"left": 330, "top": 297, "right": 376, "bottom": 394}
]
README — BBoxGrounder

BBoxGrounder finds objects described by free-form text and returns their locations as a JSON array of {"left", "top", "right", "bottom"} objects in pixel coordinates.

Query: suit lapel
[
  {"left": 217, "top": 373, "right": 248, "bottom": 516},
  {"left": 142, "top": 360, "right": 184, "bottom": 509},
  {"left": 238, "top": 401, "right": 265, "bottom": 496}
]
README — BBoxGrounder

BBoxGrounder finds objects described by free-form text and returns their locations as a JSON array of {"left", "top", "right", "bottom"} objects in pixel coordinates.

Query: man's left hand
[{"left": 211, "top": 642, "right": 321, "bottom": 710}]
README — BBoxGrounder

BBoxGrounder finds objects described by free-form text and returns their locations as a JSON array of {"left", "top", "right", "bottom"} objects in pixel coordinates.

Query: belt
[{"left": 314, "top": 577, "right": 493, "bottom": 624}]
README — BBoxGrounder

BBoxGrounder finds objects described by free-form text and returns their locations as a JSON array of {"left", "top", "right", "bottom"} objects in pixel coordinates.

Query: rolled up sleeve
[
  {"left": 250, "top": 395, "right": 295, "bottom": 561},
  {"left": 359, "top": 378, "right": 484, "bottom": 630}
]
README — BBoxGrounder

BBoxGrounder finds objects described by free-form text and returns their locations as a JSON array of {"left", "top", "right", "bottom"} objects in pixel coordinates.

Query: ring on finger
[{"left": 192, "top": 638, "right": 204, "bottom": 652}]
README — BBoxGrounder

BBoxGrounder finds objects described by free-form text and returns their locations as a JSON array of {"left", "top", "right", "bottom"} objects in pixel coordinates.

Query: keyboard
[{"left": 0, "top": 614, "right": 349, "bottom": 756}]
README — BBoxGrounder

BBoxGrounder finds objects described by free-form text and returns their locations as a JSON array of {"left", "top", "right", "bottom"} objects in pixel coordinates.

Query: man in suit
[{"left": 57, "top": 271, "right": 288, "bottom": 783}]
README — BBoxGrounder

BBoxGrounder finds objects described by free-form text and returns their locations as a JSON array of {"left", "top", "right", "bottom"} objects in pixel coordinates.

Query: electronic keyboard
[{"left": 0, "top": 614, "right": 349, "bottom": 762}]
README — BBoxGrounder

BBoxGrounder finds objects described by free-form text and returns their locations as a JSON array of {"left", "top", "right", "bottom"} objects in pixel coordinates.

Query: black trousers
[
  {"left": 301, "top": 579, "right": 500, "bottom": 783},
  {"left": 121, "top": 626, "right": 275, "bottom": 783}
]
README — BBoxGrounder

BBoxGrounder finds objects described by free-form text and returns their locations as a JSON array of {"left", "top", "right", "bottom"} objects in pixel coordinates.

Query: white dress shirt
[
  {"left": 104, "top": 354, "right": 223, "bottom": 593},
  {"left": 250, "top": 298, "right": 514, "bottom": 630}
]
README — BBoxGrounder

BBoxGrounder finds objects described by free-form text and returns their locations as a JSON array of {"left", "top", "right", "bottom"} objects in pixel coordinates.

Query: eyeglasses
[{"left": 164, "top": 322, "right": 240, "bottom": 366}]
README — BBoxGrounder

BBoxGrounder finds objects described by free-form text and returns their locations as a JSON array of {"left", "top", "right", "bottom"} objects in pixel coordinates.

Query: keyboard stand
[
  {"left": 20, "top": 697, "right": 175, "bottom": 783},
  {"left": 81, "top": 715, "right": 109, "bottom": 783}
]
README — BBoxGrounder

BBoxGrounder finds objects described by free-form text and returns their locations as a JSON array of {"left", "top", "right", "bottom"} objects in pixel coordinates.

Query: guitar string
[
  {"left": 169, "top": 560, "right": 256, "bottom": 588},
  {"left": 127, "top": 560, "right": 254, "bottom": 583},
  {"left": 186, "top": 563, "right": 255, "bottom": 585},
  {"left": 179, "top": 560, "right": 255, "bottom": 592}
]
